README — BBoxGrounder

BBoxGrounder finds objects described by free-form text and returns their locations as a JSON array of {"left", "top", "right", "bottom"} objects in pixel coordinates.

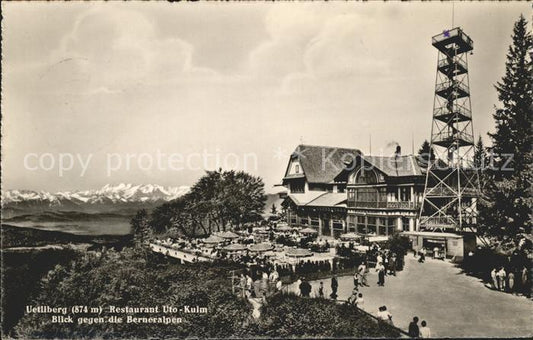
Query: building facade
[{"left": 281, "top": 144, "right": 426, "bottom": 238}]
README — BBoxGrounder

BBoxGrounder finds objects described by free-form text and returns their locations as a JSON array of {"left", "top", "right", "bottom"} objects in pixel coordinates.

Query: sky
[{"left": 1, "top": 2, "right": 530, "bottom": 193}]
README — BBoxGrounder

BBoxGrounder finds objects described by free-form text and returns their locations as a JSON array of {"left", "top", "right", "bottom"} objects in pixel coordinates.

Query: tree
[
  {"left": 489, "top": 15, "right": 532, "bottom": 177},
  {"left": 271, "top": 203, "right": 278, "bottom": 215},
  {"left": 131, "top": 209, "right": 150, "bottom": 246},
  {"left": 417, "top": 140, "right": 435, "bottom": 166},
  {"left": 480, "top": 15, "right": 532, "bottom": 238},
  {"left": 15, "top": 249, "right": 252, "bottom": 339},
  {"left": 149, "top": 169, "right": 267, "bottom": 236},
  {"left": 474, "top": 136, "right": 488, "bottom": 190}
]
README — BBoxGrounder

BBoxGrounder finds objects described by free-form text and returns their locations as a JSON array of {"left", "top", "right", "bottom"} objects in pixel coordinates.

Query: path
[{"left": 287, "top": 256, "right": 532, "bottom": 338}]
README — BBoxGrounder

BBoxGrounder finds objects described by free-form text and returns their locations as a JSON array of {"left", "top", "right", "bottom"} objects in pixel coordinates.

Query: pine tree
[
  {"left": 131, "top": 209, "right": 150, "bottom": 246},
  {"left": 417, "top": 140, "right": 435, "bottom": 166},
  {"left": 271, "top": 203, "right": 278, "bottom": 215},
  {"left": 489, "top": 15, "right": 532, "bottom": 178},
  {"left": 480, "top": 15, "right": 532, "bottom": 238},
  {"left": 474, "top": 136, "right": 488, "bottom": 190}
]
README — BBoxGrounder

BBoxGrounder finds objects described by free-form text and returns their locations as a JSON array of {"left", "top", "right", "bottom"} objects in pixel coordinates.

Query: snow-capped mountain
[{"left": 1, "top": 184, "right": 190, "bottom": 215}]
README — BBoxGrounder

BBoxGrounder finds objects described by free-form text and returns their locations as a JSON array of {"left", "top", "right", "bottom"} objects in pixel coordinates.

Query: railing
[
  {"left": 434, "top": 103, "right": 471, "bottom": 119},
  {"left": 419, "top": 216, "right": 456, "bottom": 228},
  {"left": 348, "top": 201, "right": 419, "bottom": 210},
  {"left": 432, "top": 27, "right": 474, "bottom": 49},
  {"left": 438, "top": 56, "right": 467, "bottom": 72},
  {"left": 150, "top": 243, "right": 214, "bottom": 262},
  {"left": 433, "top": 129, "right": 474, "bottom": 145},
  {"left": 386, "top": 201, "right": 419, "bottom": 209},
  {"left": 435, "top": 80, "right": 470, "bottom": 96}
]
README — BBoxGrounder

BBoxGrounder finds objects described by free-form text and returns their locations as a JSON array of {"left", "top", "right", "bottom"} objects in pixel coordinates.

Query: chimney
[{"left": 395, "top": 145, "right": 401, "bottom": 158}]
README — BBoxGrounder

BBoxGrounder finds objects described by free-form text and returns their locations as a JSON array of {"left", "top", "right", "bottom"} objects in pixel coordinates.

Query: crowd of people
[
  {"left": 238, "top": 267, "right": 283, "bottom": 301},
  {"left": 490, "top": 265, "right": 530, "bottom": 296}
]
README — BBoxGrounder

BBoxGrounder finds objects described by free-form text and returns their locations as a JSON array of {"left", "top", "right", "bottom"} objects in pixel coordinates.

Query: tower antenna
[{"left": 452, "top": 2, "right": 455, "bottom": 28}]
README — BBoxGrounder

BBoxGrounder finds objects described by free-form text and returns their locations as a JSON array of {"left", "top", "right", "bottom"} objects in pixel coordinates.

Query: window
[
  {"left": 356, "top": 168, "right": 378, "bottom": 184},
  {"left": 401, "top": 187, "right": 411, "bottom": 201},
  {"left": 290, "top": 180, "right": 305, "bottom": 193},
  {"left": 355, "top": 187, "right": 379, "bottom": 207},
  {"left": 333, "top": 220, "right": 344, "bottom": 230},
  {"left": 348, "top": 216, "right": 356, "bottom": 232},
  {"left": 295, "top": 164, "right": 300, "bottom": 173}
]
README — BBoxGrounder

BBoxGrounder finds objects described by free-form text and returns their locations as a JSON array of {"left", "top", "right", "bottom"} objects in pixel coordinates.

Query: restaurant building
[{"left": 280, "top": 144, "right": 426, "bottom": 238}]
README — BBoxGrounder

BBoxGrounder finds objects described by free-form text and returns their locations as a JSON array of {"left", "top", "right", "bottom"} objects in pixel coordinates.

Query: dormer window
[{"left": 295, "top": 164, "right": 300, "bottom": 174}]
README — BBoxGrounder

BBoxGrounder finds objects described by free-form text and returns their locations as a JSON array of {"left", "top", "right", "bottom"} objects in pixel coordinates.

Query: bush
[
  {"left": 15, "top": 248, "right": 251, "bottom": 339},
  {"left": 252, "top": 293, "right": 400, "bottom": 338}
]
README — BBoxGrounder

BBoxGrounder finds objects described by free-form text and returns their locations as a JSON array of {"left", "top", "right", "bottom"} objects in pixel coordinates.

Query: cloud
[
  {"left": 10, "top": 5, "right": 218, "bottom": 96},
  {"left": 303, "top": 14, "right": 390, "bottom": 79},
  {"left": 245, "top": 7, "right": 393, "bottom": 96},
  {"left": 248, "top": 6, "right": 324, "bottom": 78}
]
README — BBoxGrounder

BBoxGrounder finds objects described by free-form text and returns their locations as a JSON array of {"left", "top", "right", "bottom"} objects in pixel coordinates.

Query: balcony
[
  {"left": 348, "top": 200, "right": 419, "bottom": 210},
  {"left": 419, "top": 216, "right": 457, "bottom": 230},
  {"left": 435, "top": 80, "right": 470, "bottom": 99},
  {"left": 432, "top": 129, "right": 474, "bottom": 148},
  {"left": 438, "top": 57, "right": 468, "bottom": 76},
  {"left": 432, "top": 27, "right": 474, "bottom": 56},
  {"left": 434, "top": 103, "right": 472, "bottom": 123}
]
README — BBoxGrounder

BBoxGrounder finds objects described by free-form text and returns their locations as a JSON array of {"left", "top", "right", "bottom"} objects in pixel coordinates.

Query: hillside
[{"left": 1, "top": 224, "right": 132, "bottom": 248}]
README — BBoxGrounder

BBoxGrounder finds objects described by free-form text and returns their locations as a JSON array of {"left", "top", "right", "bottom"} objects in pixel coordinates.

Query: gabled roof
[
  {"left": 361, "top": 155, "right": 423, "bottom": 177},
  {"left": 333, "top": 154, "right": 425, "bottom": 182},
  {"left": 306, "top": 192, "right": 347, "bottom": 208},
  {"left": 287, "top": 145, "right": 361, "bottom": 184},
  {"left": 286, "top": 192, "right": 347, "bottom": 208},
  {"left": 286, "top": 191, "right": 325, "bottom": 205}
]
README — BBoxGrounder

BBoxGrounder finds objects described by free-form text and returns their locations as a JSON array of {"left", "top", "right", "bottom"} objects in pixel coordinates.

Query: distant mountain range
[{"left": 1, "top": 183, "right": 191, "bottom": 217}]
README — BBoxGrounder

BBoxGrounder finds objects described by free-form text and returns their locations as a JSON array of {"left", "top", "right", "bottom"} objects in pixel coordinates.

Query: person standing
[
  {"left": 358, "top": 262, "right": 368, "bottom": 286},
  {"left": 331, "top": 276, "right": 338, "bottom": 299},
  {"left": 245, "top": 274, "right": 253, "bottom": 298},
  {"left": 239, "top": 274, "right": 247, "bottom": 298},
  {"left": 299, "top": 278, "right": 311, "bottom": 297},
  {"left": 376, "top": 262, "right": 386, "bottom": 286},
  {"left": 508, "top": 271, "right": 515, "bottom": 293},
  {"left": 318, "top": 281, "right": 324, "bottom": 298},
  {"left": 390, "top": 253, "right": 397, "bottom": 276},
  {"left": 491, "top": 267, "right": 498, "bottom": 290},
  {"left": 497, "top": 267, "right": 507, "bottom": 291},
  {"left": 295, "top": 278, "right": 302, "bottom": 295},
  {"left": 521, "top": 266, "right": 530, "bottom": 297},
  {"left": 377, "top": 253, "right": 383, "bottom": 265},
  {"left": 419, "top": 320, "right": 431, "bottom": 338},
  {"left": 408, "top": 316, "right": 420, "bottom": 338},
  {"left": 276, "top": 279, "right": 282, "bottom": 292},
  {"left": 419, "top": 248, "right": 426, "bottom": 263},
  {"left": 353, "top": 271, "right": 360, "bottom": 289}
]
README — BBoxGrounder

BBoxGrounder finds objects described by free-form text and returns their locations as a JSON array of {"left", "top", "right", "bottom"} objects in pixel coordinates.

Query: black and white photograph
[{"left": 1, "top": 1, "right": 532, "bottom": 339}]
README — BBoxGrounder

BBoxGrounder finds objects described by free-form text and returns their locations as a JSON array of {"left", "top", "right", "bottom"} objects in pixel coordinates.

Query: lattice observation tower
[{"left": 418, "top": 28, "right": 481, "bottom": 232}]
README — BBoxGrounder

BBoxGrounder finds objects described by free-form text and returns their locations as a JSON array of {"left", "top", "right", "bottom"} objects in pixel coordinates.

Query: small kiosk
[{"left": 401, "top": 231, "right": 476, "bottom": 261}]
